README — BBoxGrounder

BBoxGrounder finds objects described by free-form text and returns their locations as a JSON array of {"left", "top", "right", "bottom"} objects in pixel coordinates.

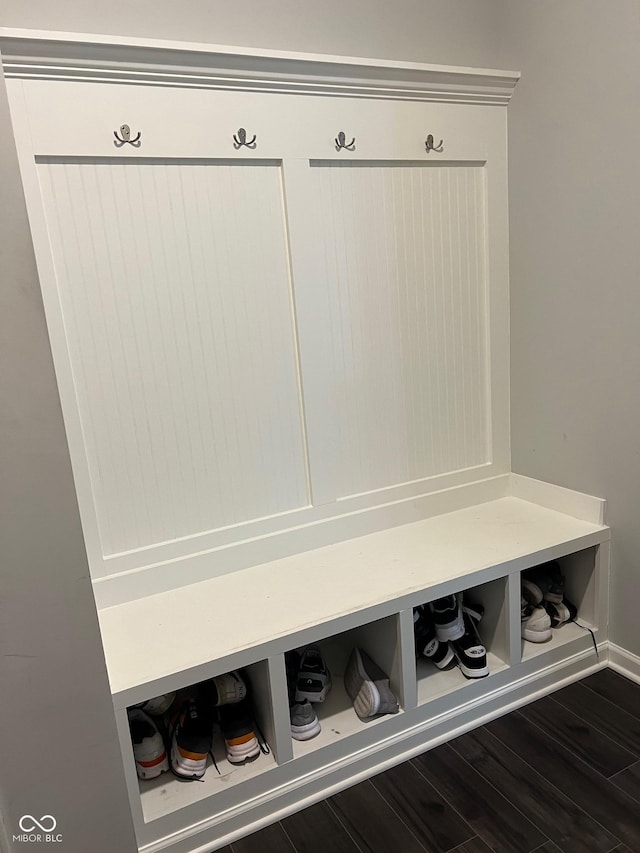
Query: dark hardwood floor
[{"left": 224, "top": 669, "right": 640, "bottom": 853}]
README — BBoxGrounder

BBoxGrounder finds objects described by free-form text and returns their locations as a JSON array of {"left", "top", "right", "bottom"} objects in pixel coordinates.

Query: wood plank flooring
[{"left": 224, "top": 669, "right": 640, "bottom": 853}]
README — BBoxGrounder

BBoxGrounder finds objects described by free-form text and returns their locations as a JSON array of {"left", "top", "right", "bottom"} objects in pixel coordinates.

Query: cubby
[
  {"left": 126, "top": 660, "right": 279, "bottom": 825},
  {"left": 415, "top": 577, "right": 511, "bottom": 707},
  {"left": 288, "top": 615, "right": 405, "bottom": 758},
  {"left": 520, "top": 545, "right": 604, "bottom": 664}
]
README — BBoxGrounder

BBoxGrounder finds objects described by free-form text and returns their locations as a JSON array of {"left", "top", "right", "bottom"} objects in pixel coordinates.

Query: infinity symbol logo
[{"left": 19, "top": 815, "right": 57, "bottom": 832}]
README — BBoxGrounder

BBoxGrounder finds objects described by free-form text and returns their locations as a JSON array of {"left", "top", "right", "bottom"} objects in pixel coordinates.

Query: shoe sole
[
  {"left": 424, "top": 643, "right": 455, "bottom": 669},
  {"left": 141, "top": 693, "right": 176, "bottom": 716},
  {"left": 521, "top": 579, "right": 544, "bottom": 605},
  {"left": 170, "top": 744, "right": 207, "bottom": 780},
  {"left": 135, "top": 752, "right": 169, "bottom": 779},
  {"left": 226, "top": 739, "right": 261, "bottom": 765},
  {"left": 523, "top": 576, "right": 564, "bottom": 605},
  {"left": 291, "top": 718, "right": 322, "bottom": 741},
  {"left": 455, "top": 657, "right": 490, "bottom": 678},
  {"left": 522, "top": 626, "right": 552, "bottom": 642},
  {"left": 213, "top": 672, "right": 248, "bottom": 706}
]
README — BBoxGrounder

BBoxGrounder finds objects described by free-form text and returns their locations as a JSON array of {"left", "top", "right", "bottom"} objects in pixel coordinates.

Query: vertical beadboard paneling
[
  {"left": 308, "top": 161, "right": 489, "bottom": 499},
  {"left": 37, "top": 158, "right": 308, "bottom": 557}
]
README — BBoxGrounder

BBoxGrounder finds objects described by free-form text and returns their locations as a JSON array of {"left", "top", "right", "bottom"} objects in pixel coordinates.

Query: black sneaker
[
  {"left": 295, "top": 646, "right": 332, "bottom": 703},
  {"left": 450, "top": 610, "right": 489, "bottom": 679},
  {"left": 168, "top": 695, "right": 213, "bottom": 780},
  {"left": 430, "top": 594, "right": 464, "bottom": 642},
  {"left": 413, "top": 605, "right": 454, "bottom": 669},
  {"left": 218, "top": 698, "right": 270, "bottom": 765},
  {"left": 544, "top": 596, "right": 578, "bottom": 628}
]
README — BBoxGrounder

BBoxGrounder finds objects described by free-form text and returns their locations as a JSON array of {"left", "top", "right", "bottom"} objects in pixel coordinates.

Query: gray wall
[
  {"left": 0, "top": 2, "right": 505, "bottom": 850},
  {"left": 0, "top": 63, "right": 137, "bottom": 851},
  {"left": 498, "top": 1, "right": 640, "bottom": 656},
  {"left": 0, "top": 0, "right": 505, "bottom": 66}
]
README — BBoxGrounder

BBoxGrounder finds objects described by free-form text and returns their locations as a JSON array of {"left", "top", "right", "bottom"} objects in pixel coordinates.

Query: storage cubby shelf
[{"left": 99, "top": 482, "right": 609, "bottom": 708}]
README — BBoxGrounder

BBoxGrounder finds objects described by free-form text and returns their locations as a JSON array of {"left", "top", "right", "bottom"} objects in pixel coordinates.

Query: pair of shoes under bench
[{"left": 429, "top": 594, "right": 488, "bottom": 678}]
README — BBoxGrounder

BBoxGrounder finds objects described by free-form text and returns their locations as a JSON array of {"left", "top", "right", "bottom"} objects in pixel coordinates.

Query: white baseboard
[{"left": 608, "top": 642, "right": 640, "bottom": 685}]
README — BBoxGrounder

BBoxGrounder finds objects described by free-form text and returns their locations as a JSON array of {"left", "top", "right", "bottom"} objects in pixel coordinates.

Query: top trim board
[{"left": 0, "top": 28, "right": 520, "bottom": 104}]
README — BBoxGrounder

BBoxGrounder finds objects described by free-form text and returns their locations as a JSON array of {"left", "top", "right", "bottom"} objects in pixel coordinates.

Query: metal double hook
[
  {"left": 113, "top": 124, "right": 141, "bottom": 147},
  {"left": 425, "top": 134, "right": 444, "bottom": 153},
  {"left": 335, "top": 131, "right": 356, "bottom": 151},
  {"left": 233, "top": 127, "right": 257, "bottom": 148}
]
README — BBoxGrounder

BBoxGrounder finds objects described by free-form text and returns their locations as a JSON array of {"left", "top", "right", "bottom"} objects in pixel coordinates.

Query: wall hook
[
  {"left": 233, "top": 128, "right": 257, "bottom": 148},
  {"left": 114, "top": 124, "right": 141, "bottom": 147},
  {"left": 425, "top": 134, "right": 444, "bottom": 153},
  {"left": 335, "top": 131, "right": 356, "bottom": 151}
]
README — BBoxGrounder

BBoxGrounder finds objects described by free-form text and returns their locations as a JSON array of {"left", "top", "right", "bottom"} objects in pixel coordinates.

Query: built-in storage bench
[
  {"left": 0, "top": 30, "right": 610, "bottom": 853},
  {"left": 98, "top": 473, "right": 609, "bottom": 853}
]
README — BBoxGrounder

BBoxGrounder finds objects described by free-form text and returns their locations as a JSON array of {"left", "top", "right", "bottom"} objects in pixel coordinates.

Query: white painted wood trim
[
  {"left": 608, "top": 643, "right": 640, "bottom": 685},
  {"left": 0, "top": 28, "right": 519, "bottom": 104},
  {"left": 509, "top": 473, "right": 607, "bottom": 525}
]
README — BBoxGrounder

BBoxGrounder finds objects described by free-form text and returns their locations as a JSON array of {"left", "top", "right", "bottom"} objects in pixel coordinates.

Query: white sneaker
[
  {"left": 127, "top": 708, "right": 169, "bottom": 780},
  {"left": 139, "top": 692, "right": 175, "bottom": 716},
  {"left": 521, "top": 596, "right": 552, "bottom": 642},
  {"left": 211, "top": 671, "right": 248, "bottom": 705}
]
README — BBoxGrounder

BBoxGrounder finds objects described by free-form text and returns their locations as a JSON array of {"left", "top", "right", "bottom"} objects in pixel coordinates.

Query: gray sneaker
[
  {"left": 290, "top": 699, "right": 321, "bottom": 741},
  {"left": 344, "top": 648, "right": 400, "bottom": 720}
]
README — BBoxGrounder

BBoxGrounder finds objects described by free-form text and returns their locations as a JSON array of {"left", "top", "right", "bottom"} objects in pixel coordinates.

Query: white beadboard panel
[
  {"left": 299, "top": 161, "right": 490, "bottom": 502},
  {"left": 37, "top": 157, "right": 309, "bottom": 558}
]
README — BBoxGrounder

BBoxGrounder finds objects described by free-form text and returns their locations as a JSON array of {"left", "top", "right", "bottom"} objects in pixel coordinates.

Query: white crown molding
[{"left": 0, "top": 28, "right": 519, "bottom": 104}]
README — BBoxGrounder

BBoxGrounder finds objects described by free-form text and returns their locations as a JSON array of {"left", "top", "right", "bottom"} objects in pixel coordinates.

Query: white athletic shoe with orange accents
[{"left": 127, "top": 708, "right": 169, "bottom": 780}]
